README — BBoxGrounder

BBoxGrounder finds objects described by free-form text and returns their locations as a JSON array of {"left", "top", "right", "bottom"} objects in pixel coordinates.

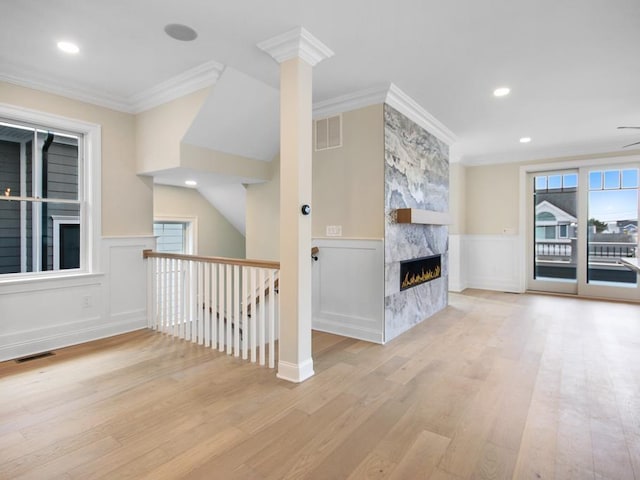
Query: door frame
[
  {"left": 525, "top": 168, "right": 579, "bottom": 295},
  {"left": 519, "top": 154, "right": 640, "bottom": 301}
]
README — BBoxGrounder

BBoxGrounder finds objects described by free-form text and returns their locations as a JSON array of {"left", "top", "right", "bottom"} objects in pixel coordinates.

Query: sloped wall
[{"left": 384, "top": 105, "right": 449, "bottom": 342}]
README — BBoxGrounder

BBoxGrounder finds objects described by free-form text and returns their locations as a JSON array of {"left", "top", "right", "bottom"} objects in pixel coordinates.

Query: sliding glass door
[
  {"left": 528, "top": 162, "right": 639, "bottom": 300},
  {"left": 529, "top": 169, "right": 579, "bottom": 294}
]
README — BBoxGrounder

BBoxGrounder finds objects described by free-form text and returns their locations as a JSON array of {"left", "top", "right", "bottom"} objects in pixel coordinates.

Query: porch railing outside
[
  {"left": 536, "top": 240, "right": 637, "bottom": 260},
  {"left": 143, "top": 250, "right": 280, "bottom": 368}
]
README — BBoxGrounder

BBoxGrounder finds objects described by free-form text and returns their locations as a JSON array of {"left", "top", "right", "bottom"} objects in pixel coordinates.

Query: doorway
[{"left": 526, "top": 162, "right": 639, "bottom": 301}]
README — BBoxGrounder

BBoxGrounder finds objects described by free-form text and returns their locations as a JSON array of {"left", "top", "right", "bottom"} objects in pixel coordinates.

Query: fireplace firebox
[{"left": 400, "top": 254, "right": 442, "bottom": 291}]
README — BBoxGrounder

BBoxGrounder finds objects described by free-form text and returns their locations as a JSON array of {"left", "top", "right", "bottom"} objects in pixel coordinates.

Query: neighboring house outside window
[
  {"left": 153, "top": 219, "right": 195, "bottom": 254},
  {"left": 0, "top": 120, "right": 83, "bottom": 275},
  {"left": 535, "top": 201, "right": 577, "bottom": 241}
]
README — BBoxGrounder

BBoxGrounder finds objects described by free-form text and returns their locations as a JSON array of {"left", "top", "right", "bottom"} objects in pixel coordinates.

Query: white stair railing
[{"left": 143, "top": 250, "right": 280, "bottom": 368}]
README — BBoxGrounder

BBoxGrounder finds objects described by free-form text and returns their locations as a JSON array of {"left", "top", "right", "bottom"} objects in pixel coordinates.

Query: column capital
[{"left": 257, "top": 26, "right": 334, "bottom": 66}]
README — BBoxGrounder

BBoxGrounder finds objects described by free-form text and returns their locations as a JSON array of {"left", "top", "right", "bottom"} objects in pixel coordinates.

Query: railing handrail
[
  {"left": 587, "top": 241, "right": 638, "bottom": 247},
  {"left": 143, "top": 249, "right": 280, "bottom": 270},
  {"left": 536, "top": 239, "right": 636, "bottom": 246}
]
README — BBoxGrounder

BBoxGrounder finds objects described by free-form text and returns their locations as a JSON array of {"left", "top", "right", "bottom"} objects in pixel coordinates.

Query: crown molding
[
  {"left": 385, "top": 84, "right": 457, "bottom": 146},
  {"left": 459, "top": 139, "right": 640, "bottom": 166},
  {"left": 312, "top": 85, "right": 388, "bottom": 119},
  {"left": 128, "top": 60, "right": 224, "bottom": 113},
  {"left": 0, "top": 69, "right": 133, "bottom": 113},
  {"left": 0, "top": 60, "right": 224, "bottom": 114},
  {"left": 257, "top": 27, "right": 334, "bottom": 66},
  {"left": 312, "top": 83, "right": 457, "bottom": 147}
]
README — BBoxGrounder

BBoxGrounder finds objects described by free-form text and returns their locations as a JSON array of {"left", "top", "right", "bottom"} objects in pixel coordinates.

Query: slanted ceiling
[{"left": 182, "top": 67, "right": 279, "bottom": 162}]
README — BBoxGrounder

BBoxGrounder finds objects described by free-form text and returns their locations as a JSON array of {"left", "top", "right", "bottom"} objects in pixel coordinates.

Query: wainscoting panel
[
  {"left": 448, "top": 234, "right": 466, "bottom": 292},
  {"left": 103, "top": 237, "right": 154, "bottom": 322},
  {"left": 0, "top": 236, "right": 155, "bottom": 362},
  {"left": 463, "top": 234, "right": 523, "bottom": 293},
  {"left": 312, "top": 238, "right": 384, "bottom": 344}
]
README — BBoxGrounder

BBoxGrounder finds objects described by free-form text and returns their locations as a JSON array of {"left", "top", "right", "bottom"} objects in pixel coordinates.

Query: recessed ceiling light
[
  {"left": 164, "top": 24, "right": 198, "bottom": 42},
  {"left": 57, "top": 41, "right": 79, "bottom": 54},
  {"left": 519, "top": 137, "right": 532, "bottom": 143},
  {"left": 185, "top": 180, "right": 197, "bottom": 186},
  {"left": 493, "top": 87, "right": 510, "bottom": 97}
]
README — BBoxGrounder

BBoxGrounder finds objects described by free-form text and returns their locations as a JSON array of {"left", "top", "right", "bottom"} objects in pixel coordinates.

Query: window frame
[
  {"left": 0, "top": 103, "right": 101, "bottom": 282},
  {"left": 153, "top": 216, "right": 197, "bottom": 255}
]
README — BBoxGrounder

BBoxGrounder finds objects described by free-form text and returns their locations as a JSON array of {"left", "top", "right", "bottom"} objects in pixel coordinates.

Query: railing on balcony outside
[
  {"left": 536, "top": 240, "right": 637, "bottom": 261},
  {"left": 143, "top": 250, "right": 280, "bottom": 368}
]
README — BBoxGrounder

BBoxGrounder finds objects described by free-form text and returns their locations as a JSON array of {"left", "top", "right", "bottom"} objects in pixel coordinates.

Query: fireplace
[{"left": 400, "top": 254, "right": 442, "bottom": 291}]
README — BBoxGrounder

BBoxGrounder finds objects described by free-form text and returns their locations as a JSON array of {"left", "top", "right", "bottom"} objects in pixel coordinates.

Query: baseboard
[
  {"left": 448, "top": 279, "right": 469, "bottom": 293},
  {"left": 276, "top": 358, "right": 315, "bottom": 383},
  {"left": 0, "top": 315, "right": 147, "bottom": 363},
  {"left": 312, "top": 317, "right": 384, "bottom": 344}
]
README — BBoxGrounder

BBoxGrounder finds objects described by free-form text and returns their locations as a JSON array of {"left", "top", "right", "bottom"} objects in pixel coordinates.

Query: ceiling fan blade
[
  {"left": 622, "top": 141, "right": 640, "bottom": 148},
  {"left": 618, "top": 126, "right": 640, "bottom": 129}
]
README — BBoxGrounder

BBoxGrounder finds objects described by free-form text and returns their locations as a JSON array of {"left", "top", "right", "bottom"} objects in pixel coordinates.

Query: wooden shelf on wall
[{"left": 396, "top": 208, "right": 451, "bottom": 225}]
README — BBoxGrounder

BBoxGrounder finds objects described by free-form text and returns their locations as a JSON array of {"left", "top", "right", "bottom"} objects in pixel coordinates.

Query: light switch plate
[{"left": 326, "top": 225, "right": 342, "bottom": 237}]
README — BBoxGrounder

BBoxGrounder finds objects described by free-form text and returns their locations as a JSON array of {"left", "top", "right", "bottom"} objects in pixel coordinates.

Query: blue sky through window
[{"left": 589, "top": 169, "right": 639, "bottom": 222}]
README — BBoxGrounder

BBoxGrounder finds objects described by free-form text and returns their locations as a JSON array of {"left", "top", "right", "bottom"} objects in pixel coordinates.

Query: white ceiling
[{"left": 1, "top": 0, "right": 639, "bottom": 164}]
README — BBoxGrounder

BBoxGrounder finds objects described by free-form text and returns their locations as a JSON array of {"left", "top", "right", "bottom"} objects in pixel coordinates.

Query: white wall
[{"left": 245, "top": 157, "right": 280, "bottom": 261}]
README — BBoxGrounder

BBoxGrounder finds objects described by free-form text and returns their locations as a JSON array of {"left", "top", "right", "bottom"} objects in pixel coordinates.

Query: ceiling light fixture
[
  {"left": 185, "top": 180, "right": 197, "bottom": 186},
  {"left": 519, "top": 137, "right": 532, "bottom": 143},
  {"left": 57, "top": 41, "right": 79, "bottom": 54},
  {"left": 493, "top": 87, "right": 510, "bottom": 97},
  {"left": 164, "top": 24, "right": 198, "bottom": 42}
]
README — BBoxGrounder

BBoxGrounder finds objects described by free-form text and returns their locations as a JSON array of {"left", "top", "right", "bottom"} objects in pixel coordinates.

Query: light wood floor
[{"left": 1, "top": 290, "right": 639, "bottom": 479}]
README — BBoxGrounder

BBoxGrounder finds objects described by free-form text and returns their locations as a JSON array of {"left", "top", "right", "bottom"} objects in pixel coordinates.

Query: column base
[{"left": 276, "top": 358, "right": 315, "bottom": 383}]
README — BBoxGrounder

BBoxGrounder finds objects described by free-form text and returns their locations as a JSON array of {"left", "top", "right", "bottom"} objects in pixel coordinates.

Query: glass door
[
  {"left": 528, "top": 170, "right": 579, "bottom": 294},
  {"left": 528, "top": 162, "right": 640, "bottom": 300},
  {"left": 579, "top": 165, "right": 639, "bottom": 300}
]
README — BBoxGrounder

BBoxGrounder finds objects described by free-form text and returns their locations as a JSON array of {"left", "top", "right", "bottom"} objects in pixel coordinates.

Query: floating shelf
[{"left": 396, "top": 208, "right": 451, "bottom": 225}]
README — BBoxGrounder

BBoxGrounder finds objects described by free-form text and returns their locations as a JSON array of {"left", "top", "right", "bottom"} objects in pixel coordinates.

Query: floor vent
[{"left": 15, "top": 351, "right": 55, "bottom": 363}]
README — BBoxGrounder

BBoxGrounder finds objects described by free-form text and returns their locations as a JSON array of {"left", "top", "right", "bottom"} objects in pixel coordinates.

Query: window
[
  {"left": 536, "top": 212, "right": 556, "bottom": 222},
  {"left": 153, "top": 219, "right": 195, "bottom": 254},
  {"left": 0, "top": 121, "right": 82, "bottom": 274},
  {"left": 0, "top": 105, "right": 100, "bottom": 279},
  {"left": 559, "top": 224, "right": 569, "bottom": 238}
]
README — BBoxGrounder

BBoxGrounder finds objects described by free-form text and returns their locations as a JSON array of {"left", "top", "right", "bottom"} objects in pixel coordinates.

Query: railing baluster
[
  {"left": 191, "top": 261, "right": 198, "bottom": 344},
  {"left": 197, "top": 261, "right": 204, "bottom": 345},
  {"left": 162, "top": 257, "right": 168, "bottom": 333},
  {"left": 186, "top": 261, "right": 193, "bottom": 342},
  {"left": 242, "top": 266, "right": 248, "bottom": 360},
  {"left": 250, "top": 267, "right": 257, "bottom": 363},
  {"left": 226, "top": 264, "right": 232, "bottom": 354},
  {"left": 178, "top": 259, "right": 185, "bottom": 339},
  {"left": 259, "top": 268, "right": 265, "bottom": 366},
  {"left": 233, "top": 265, "right": 240, "bottom": 357},
  {"left": 268, "top": 269, "right": 275, "bottom": 368},
  {"left": 212, "top": 263, "right": 218, "bottom": 349},
  {"left": 204, "top": 262, "right": 211, "bottom": 347},
  {"left": 218, "top": 262, "right": 225, "bottom": 352},
  {"left": 172, "top": 258, "right": 178, "bottom": 338}
]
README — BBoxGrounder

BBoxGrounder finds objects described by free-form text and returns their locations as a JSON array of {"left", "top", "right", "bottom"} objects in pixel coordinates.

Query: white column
[{"left": 258, "top": 27, "right": 333, "bottom": 382}]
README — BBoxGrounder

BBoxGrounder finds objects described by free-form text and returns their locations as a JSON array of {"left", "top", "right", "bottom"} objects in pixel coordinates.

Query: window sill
[{"left": 0, "top": 271, "right": 105, "bottom": 292}]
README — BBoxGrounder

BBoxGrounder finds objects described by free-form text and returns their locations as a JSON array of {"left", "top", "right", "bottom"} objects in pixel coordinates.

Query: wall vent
[{"left": 315, "top": 114, "right": 342, "bottom": 151}]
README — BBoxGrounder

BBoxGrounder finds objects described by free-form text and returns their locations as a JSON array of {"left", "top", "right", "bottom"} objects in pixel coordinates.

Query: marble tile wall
[{"left": 384, "top": 104, "right": 449, "bottom": 342}]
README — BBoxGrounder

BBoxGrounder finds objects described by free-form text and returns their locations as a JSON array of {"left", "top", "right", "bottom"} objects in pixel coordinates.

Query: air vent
[
  {"left": 315, "top": 114, "right": 342, "bottom": 151},
  {"left": 15, "top": 351, "right": 55, "bottom": 363}
]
